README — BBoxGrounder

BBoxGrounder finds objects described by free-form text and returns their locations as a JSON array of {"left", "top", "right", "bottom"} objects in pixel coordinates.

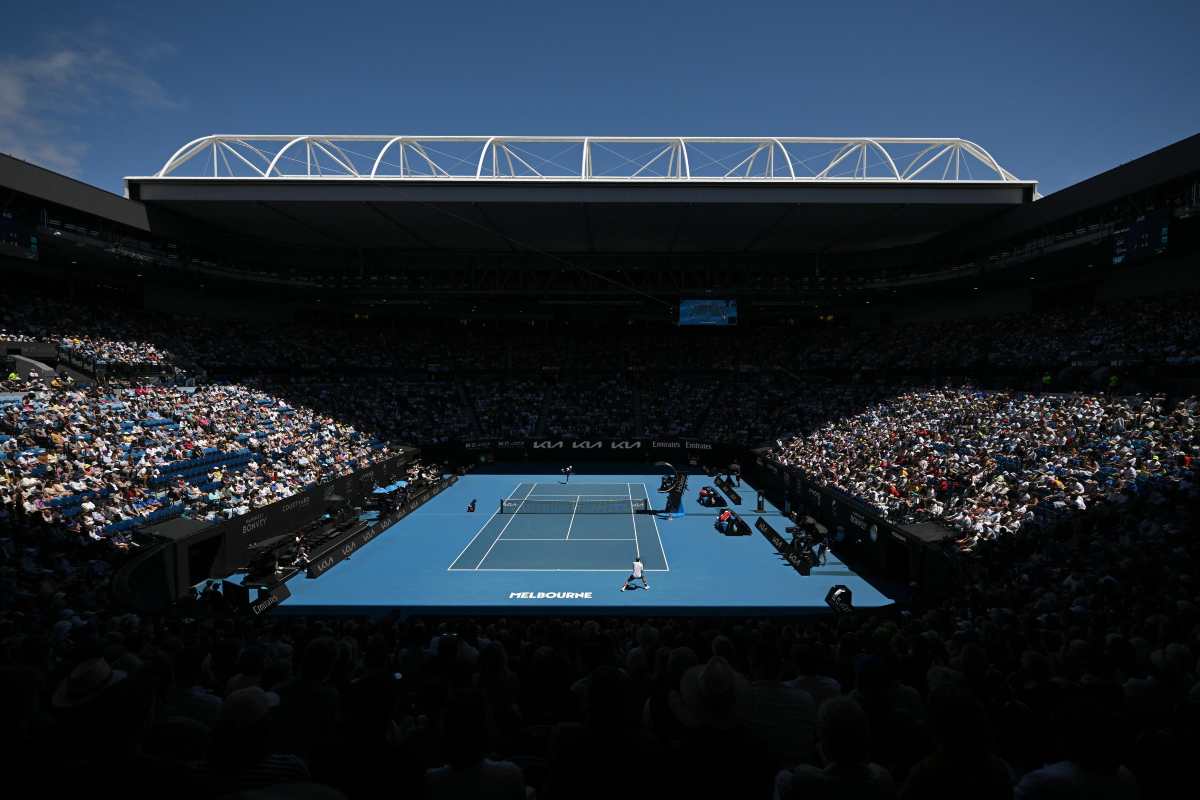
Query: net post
[{"left": 499, "top": 498, "right": 505, "bottom": 514}]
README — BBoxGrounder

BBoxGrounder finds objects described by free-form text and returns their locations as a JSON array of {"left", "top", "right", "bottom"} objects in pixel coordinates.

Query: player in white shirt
[
  {"left": 561, "top": 464, "right": 574, "bottom": 483},
  {"left": 620, "top": 556, "right": 649, "bottom": 591}
]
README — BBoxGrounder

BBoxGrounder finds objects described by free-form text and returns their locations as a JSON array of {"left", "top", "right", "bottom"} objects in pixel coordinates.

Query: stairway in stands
[{"left": 455, "top": 376, "right": 484, "bottom": 437}]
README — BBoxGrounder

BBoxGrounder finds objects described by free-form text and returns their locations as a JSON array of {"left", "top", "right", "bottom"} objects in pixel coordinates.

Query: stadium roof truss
[{"left": 146, "top": 135, "right": 1028, "bottom": 185}]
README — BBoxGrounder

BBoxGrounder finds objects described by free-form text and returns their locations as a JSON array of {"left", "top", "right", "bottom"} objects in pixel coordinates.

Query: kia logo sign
[
  {"left": 610, "top": 441, "right": 642, "bottom": 449},
  {"left": 532, "top": 441, "right": 563, "bottom": 449},
  {"left": 572, "top": 441, "right": 602, "bottom": 449}
]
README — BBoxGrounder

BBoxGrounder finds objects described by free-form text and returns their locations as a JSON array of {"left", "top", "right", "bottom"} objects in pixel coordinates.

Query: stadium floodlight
[{"left": 143, "top": 135, "right": 1029, "bottom": 186}]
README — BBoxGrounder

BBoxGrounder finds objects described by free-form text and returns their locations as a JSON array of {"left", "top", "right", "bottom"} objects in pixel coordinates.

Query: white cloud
[{"left": 0, "top": 43, "right": 176, "bottom": 178}]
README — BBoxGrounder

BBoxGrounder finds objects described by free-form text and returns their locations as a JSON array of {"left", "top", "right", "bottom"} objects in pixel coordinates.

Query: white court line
[
  {"left": 485, "top": 537, "right": 637, "bottom": 541},
  {"left": 448, "top": 568, "right": 670, "bottom": 572},
  {"left": 643, "top": 482, "right": 672, "bottom": 572},
  {"left": 474, "top": 483, "right": 536, "bottom": 569},
  {"left": 525, "top": 491, "right": 628, "bottom": 496},
  {"left": 564, "top": 495, "right": 580, "bottom": 540},
  {"left": 627, "top": 483, "right": 640, "bottom": 559},
  {"left": 446, "top": 483, "right": 526, "bottom": 571}
]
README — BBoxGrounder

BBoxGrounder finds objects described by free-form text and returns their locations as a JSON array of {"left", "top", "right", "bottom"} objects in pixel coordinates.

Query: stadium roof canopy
[{"left": 126, "top": 135, "right": 1038, "bottom": 254}]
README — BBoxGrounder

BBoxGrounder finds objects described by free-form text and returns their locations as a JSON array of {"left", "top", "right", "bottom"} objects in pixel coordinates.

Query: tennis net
[{"left": 500, "top": 497, "right": 649, "bottom": 514}]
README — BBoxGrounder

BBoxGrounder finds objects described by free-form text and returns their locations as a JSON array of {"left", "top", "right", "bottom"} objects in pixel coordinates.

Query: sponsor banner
[
  {"left": 453, "top": 439, "right": 717, "bottom": 456},
  {"left": 306, "top": 522, "right": 381, "bottom": 579},
  {"left": 714, "top": 475, "right": 742, "bottom": 505},
  {"left": 774, "top": 462, "right": 915, "bottom": 574},
  {"left": 251, "top": 582, "right": 291, "bottom": 616},
  {"left": 305, "top": 474, "right": 456, "bottom": 581},
  {"left": 507, "top": 591, "right": 594, "bottom": 600},
  {"left": 755, "top": 516, "right": 810, "bottom": 575},
  {"left": 211, "top": 452, "right": 412, "bottom": 556}
]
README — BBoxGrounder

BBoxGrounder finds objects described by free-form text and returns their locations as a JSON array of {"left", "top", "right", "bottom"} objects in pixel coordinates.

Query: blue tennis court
[
  {"left": 280, "top": 468, "right": 893, "bottom": 615},
  {"left": 447, "top": 482, "right": 668, "bottom": 572}
]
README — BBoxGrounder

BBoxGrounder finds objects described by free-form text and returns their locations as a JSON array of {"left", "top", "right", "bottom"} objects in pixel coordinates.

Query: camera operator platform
[{"left": 655, "top": 461, "right": 687, "bottom": 518}]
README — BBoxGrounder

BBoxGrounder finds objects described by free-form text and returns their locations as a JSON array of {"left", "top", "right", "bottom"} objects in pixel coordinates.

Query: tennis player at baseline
[{"left": 620, "top": 556, "right": 650, "bottom": 592}]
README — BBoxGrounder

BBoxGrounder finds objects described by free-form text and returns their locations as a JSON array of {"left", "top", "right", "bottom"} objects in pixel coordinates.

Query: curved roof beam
[
  {"left": 771, "top": 139, "right": 796, "bottom": 179},
  {"left": 898, "top": 144, "right": 941, "bottom": 179},
  {"left": 863, "top": 139, "right": 901, "bottom": 180},
  {"left": 264, "top": 136, "right": 310, "bottom": 177},
  {"left": 904, "top": 144, "right": 954, "bottom": 181},
  {"left": 957, "top": 139, "right": 1020, "bottom": 181},
  {"left": 158, "top": 136, "right": 217, "bottom": 176},
  {"left": 475, "top": 137, "right": 498, "bottom": 178},
  {"left": 370, "top": 136, "right": 407, "bottom": 178}
]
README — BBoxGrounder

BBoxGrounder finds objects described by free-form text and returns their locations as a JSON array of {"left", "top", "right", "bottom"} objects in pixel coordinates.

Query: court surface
[
  {"left": 280, "top": 468, "right": 893, "bottom": 615},
  {"left": 447, "top": 482, "right": 668, "bottom": 572}
]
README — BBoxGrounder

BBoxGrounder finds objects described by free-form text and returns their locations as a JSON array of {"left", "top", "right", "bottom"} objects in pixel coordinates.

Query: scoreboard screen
[
  {"left": 1112, "top": 209, "right": 1170, "bottom": 265},
  {"left": 678, "top": 299, "right": 738, "bottom": 326}
]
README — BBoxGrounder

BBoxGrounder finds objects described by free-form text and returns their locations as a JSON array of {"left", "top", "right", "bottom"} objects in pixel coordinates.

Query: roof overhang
[
  {"left": 126, "top": 136, "right": 1036, "bottom": 256},
  {"left": 127, "top": 177, "right": 1033, "bottom": 255}
]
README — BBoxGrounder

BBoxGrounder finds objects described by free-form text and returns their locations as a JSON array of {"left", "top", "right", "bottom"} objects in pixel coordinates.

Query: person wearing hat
[{"left": 52, "top": 657, "right": 127, "bottom": 709}]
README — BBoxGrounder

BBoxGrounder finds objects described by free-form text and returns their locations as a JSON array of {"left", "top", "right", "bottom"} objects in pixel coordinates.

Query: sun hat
[{"left": 52, "top": 657, "right": 127, "bottom": 708}]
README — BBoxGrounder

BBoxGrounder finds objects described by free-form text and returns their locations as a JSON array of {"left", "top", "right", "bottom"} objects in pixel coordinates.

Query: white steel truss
[{"left": 147, "top": 135, "right": 1028, "bottom": 184}]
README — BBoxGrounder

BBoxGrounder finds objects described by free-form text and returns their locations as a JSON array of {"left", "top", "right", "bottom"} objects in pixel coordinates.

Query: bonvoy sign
[
  {"left": 508, "top": 591, "right": 594, "bottom": 600},
  {"left": 241, "top": 515, "right": 268, "bottom": 536}
]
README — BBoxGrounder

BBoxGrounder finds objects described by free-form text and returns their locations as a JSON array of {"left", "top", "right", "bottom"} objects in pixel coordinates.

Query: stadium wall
[
  {"left": 752, "top": 457, "right": 954, "bottom": 596},
  {"left": 116, "top": 451, "right": 416, "bottom": 610}
]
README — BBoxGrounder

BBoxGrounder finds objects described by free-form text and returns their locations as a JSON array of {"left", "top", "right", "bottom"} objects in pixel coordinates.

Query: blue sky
[{"left": 2, "top": 0, "right": 1197, "bottom": 196}]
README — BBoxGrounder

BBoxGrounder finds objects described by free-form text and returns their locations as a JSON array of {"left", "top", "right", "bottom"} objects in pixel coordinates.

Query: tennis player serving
[{"left": 620, "top": 556, "right": 650, "bottom": 592}]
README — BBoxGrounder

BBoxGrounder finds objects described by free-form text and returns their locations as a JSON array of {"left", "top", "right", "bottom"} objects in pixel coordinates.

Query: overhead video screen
[
  {"left": 678, "top": 298, "right": 738, "bottom": 326},
  {"left": 1112, "top": 209, "right": 1170, "bottom": 265}
]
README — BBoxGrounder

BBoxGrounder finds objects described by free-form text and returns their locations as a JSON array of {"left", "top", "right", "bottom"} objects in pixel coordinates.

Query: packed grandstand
[{"left": 1, "top": 133, "right": 1199, "bottom": 798}]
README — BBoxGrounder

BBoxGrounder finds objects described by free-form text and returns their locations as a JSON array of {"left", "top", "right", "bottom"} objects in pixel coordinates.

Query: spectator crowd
[
  {"left": 1, "top": 286, "right": 1200, "bottom": 796},
  {"left": 2, "top": 383, "right": 394, "bottom": 545},
  {"left": 770, "top": 389, "right": 1198, "bottom": 548},
  {"left": 4, "top": 475, "right": 1197, "bottom": 798}
]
